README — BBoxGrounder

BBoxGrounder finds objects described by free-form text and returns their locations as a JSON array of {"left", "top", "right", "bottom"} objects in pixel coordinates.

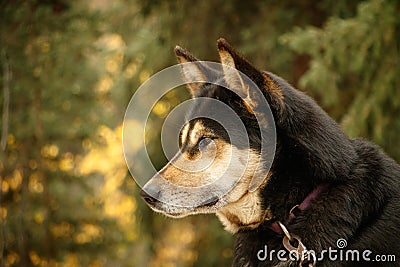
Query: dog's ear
[
  {"left": 174, "top": 45, "right": 208, "bottom": 97},
  {"left": 217, "top": 38, "right": 283, "bottom": 113}
]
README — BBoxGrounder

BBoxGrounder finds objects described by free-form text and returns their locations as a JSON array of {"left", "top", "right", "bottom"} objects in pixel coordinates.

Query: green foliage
[
  {"left": 281, "top": 0, "right": 400, "bottom": 160},
  {"left": 1, "top": 1, "right": 137, "bottom": 266}
]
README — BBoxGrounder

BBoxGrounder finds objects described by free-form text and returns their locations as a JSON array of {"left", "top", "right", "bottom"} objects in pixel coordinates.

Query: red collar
[{"left": 269, "top": 183, "right": 329, "bottom": 234}]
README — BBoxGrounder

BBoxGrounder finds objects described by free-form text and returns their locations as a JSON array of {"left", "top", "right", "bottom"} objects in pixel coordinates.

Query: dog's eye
[{"left": 198, "top": 137, "right": 213, "bottom": 150}]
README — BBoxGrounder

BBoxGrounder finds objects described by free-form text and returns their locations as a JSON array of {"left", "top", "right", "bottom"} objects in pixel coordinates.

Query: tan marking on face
[
  {"left": 181, "top": 121, "right": 206, "bottom": 160},
  {"left": 162, "top": 139, "right": 229, "bottom": 186},
  {"left": 180, "top": 123, "right": 190, "bottom": 146},
  {"left": 189, "top": 121, "right": 203, "bottom": 145}
]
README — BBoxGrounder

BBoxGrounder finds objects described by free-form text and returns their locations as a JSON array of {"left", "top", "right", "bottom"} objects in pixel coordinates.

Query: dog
[{"left": 140, "top": 38, "right": 400, "bottom": 266}]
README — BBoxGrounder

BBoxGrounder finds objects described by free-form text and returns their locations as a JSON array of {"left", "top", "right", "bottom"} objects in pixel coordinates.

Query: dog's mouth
[
  {"left": 199, "top": 196, "right": 219, "bottom": 207},
  {"left": 144, "top": 195, "right": 221, "bottom": 218}
]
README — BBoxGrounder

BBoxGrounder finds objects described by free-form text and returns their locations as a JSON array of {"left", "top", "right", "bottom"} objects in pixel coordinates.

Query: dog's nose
[{"left": 140, "top": 185, "right": 160, "bottom": 206}]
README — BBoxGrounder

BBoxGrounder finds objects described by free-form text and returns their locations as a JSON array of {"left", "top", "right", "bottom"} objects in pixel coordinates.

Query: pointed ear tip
[
  {"left": 217, "top": 38, "right": 230, "bottom": 50},
  {"left": 217, "top": 37, "right": 227, "bottom": 43},
  {"left": 174, "top": 45, "right": 184, "bottom": 56}
]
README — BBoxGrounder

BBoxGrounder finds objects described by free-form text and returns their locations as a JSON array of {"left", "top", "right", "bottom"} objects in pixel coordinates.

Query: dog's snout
[{"left": 140, "top": 185, "right": 160, "bottom": 206}]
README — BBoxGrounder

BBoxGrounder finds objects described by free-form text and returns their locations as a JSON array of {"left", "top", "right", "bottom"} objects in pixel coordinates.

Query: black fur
[
  {"left": 181, "top": 66, "right": 400, "bottom": 265},
  {"left": 229, "top": 73, "right": 400, "bottom": 266}
]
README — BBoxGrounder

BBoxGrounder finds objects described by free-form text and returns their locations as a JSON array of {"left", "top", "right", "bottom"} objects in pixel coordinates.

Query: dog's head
[{"left": 140, "top": 38, "right": 284, "bottom": 233}]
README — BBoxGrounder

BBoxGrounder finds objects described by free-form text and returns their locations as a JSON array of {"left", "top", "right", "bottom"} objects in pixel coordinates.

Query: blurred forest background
[{"left": 1, "top": 0, "right": 399, "bottom": 266}]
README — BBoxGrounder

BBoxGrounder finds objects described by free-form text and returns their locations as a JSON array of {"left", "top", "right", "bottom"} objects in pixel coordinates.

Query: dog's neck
[
  {"left": 216, "top": 189, "right": 273, "bottom": 234},
  {"left": 215, "top": 181, "right": 329, "bottom": 234},
  {"left": 268, "top": 183, "right": 329, "bottom": 234}
]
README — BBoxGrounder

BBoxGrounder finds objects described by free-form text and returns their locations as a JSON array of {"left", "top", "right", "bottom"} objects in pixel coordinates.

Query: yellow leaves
[
  {"left": 98, "top": 125, "right": 115, "bottom": 139},
  {"left": 123, "top": 119, "right": 144, "bottom": 155},
  {"left": 41, "top": 144, "right": 59, "bottom": 159},
  {"left": 9, "top": 169, "right": 23, "bottom": 191},
  {"left": 82, "top": 138, "right": 92, "bottom": 150},
  {"left": 29, "top": 159, "right": 38, "bottom": 170},
  {"left": 34, "top": 211, "right": 44, "bottom": 225},
  {"left": 1, "top": 169, "right": 23, "bottom": 193},
  {"left": 74, "top": 224, "right": 102, "bottom": 244},
  {"left": 88, "top": 260, "right": 102, "bottom": 267},
  {"left": 94, "top": 33, "right": 125, "bottom": 95},
  {"left": 29, "top": 251, "right": 41, "bottom": 265},
  {"left": 139, "top": 70, "right": 151, "bottom": 83},
  {"left": 7, "top": 134, "right": 15, "bottom": 146},
  {"left": 5, "top": 251, "right": 19, "bottom": 266},
  {"left": 101, "top": 169, "right": 124, "bottom": 195},
  {"left": 44, "top": 160, "right": 58, "bottom": 172},
  {"left": 61, "top": 254, "right": 80, "bottom": 267},
  {"left": 152, "top": 101, "right": 170, "bottom": 117},
  {"left": 40, "top": 144, "right": 80, "bottom": 173},
  {"left": 59, "top": 153, "right": 74, "bottom": 172},
  {"left": 27, "top": 252, "right": 59, "bottom": 267},
  {"left": 96, "top": 76, "right": 114, "bottom": 93},
  {"left": 104, "top": 194, "right": 137, "bottom": 218},
  {"left": 29, "top": 173, "right": 43, "bottom": 193},
  {"left": 123, "top": 63, "right": 138, "bottom": 79},
  {"left": 51, "top": 222, "right": 74, "bottom": 238},
  {"left": 97, "top": 33, "right": 125, "bottom": 51},
  {"left": 79, "top": 124, "right": 138, "bottom": 238},
  {"left": 149, "top": 221, "right": 198, "bottom": 267},
  {"left": 0, "top": 206, "right": 7, "bottom": 221},
  {"left": 103, "top": 193, "right": 137, "bottom": 226},
  {"left": 106, "top": 54, "right": 123, "bottom": 74},
  {"left": 79, "top": 125, "right": 124, "bottom": 175},
  {"left": 101, "top": 177, "right": 137, "bottom": 234},
  {"left": 1, "top": 179, "right": 9, "bottom": 193}
]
